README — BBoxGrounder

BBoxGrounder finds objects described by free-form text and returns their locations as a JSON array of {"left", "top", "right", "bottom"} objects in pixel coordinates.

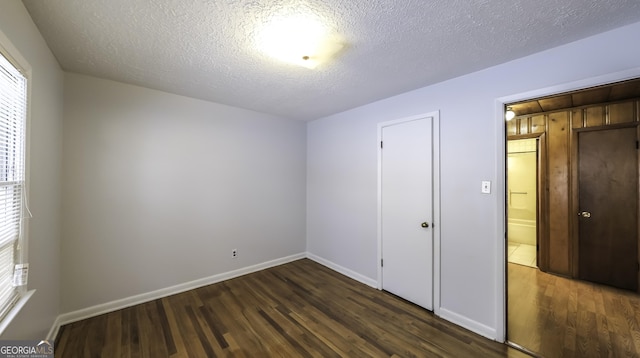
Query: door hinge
[
  {"left": 380, "top": 141, "right": 383, "bottom": 149},
  {"left": 636, "top": 140, "right": 639, "bottom": 149},
  {"left": 381, "top": 259, "right": 383, "bottom": 267}
]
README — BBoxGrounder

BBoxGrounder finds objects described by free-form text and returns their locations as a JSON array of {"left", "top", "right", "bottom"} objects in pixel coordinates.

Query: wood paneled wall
[{"left": 507, "top": 99, "right": 640, "bottom": 276}]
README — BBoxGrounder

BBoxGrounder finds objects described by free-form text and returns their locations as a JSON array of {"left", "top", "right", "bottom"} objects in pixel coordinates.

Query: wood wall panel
[
  {"left": 585, "top": 106, "right": 605, "bottom": 128},
  {"left": 531, "top": 115, "right": 546, "bottom": 133},
  {"left": 519, "top": 117, "right": 529, "bottom": 135},
  {"left": 571, "top": 110, "right": 583, "bottom": 129},
  {"left": 609, "top": 101, "right": 635, "bottom": 124},
  {"left": 545, "top": 112, "right": 571, "bottom": 275},
  {"left": 507, "top": 119, "right": 517, "bottom": 136}
]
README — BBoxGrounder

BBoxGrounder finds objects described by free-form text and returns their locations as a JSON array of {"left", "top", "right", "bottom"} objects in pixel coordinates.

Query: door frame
[
  {"left": 377, "top": 111, "right": 441, "bottom": 315},
  {"left": 570, "top": 123, "right": 640, "bottom": 289},
  {"left": 495, "top": 67, "right": 640, "bottom": 342}
]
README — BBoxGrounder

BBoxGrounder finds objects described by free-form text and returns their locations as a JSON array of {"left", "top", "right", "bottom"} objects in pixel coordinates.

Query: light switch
[{"left": 481, "top": 180, "right": 491, "bottom": 194}]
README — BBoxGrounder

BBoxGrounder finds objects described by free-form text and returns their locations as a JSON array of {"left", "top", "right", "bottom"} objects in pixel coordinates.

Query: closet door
[{"left": 380, "top": 116, "right": 433, "bottom": 310}]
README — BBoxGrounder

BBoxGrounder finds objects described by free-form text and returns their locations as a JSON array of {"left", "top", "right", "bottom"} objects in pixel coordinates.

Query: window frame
[{"left": 0, "top": 28, "right": 34, "bottom": 336}]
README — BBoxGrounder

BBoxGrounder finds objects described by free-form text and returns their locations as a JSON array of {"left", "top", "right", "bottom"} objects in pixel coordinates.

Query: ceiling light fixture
[
  {"left": 505, "top": 107, "right": 516, "bottom": 121},
  {"left": 256, "top": 14, "right": 343, "bottom": 69}
]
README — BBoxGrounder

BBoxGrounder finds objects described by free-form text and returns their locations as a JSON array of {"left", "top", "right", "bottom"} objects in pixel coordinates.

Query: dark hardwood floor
[
  {"left": 508, "top": 262, "right": 640, "bottom": 357},
  {"left": 56, "top": 259, "right": 527, "bottom": 357}
]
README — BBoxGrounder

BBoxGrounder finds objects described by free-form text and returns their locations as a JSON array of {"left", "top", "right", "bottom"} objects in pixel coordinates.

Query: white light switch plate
[{"left": 481, "top": 180, "right": 491, "bottom": 194}]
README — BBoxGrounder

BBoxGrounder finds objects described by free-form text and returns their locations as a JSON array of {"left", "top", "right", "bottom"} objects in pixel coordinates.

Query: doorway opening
[
  {"left": 506, "top": 138, "right": 538, "bottom": 268},
  {"left": 504, "top": 77, "right": 640, "bottom": 357}
]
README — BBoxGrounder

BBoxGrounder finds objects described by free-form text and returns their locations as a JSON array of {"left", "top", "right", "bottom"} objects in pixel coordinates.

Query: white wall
[
  {"left": 62, "top": 73, "right": 306, "bottom": 313},
  {"left": 0, "top": 2, "right": 64, "bottom": 339},
  {"left": 3, "top": 0, "right": 639, "bottom": 340},
  {"left": 307, "top": 21, "right": 640, "bottom": 339}
]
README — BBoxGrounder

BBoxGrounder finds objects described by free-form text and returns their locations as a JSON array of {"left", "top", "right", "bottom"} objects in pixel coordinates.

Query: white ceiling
[{"left": 22, "top": 0, "right": 640, "bottom": 121}]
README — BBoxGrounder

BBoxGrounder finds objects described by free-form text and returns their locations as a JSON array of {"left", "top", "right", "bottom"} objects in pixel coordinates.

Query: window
[{"left": 0, "top": 49, "right": 28, "bottom": 323}]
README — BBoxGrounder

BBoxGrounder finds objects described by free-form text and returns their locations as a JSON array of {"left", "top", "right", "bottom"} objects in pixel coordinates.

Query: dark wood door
[{"left": 578, "top": 126, "right": 638, "bottom": 291}]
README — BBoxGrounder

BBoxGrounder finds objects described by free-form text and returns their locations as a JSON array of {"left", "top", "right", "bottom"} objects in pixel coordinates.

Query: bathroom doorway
[{"left": 506, "top": 138, "right": 538, "bottom": 268}]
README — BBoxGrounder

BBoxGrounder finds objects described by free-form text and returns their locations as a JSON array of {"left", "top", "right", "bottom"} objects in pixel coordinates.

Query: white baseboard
[
  {"left": 306, "top": 254, "right": 498, "bottom": 341},
  {"left": 52, "top": 253, "right": 306, "bottom": 333},
  {"left": 306, "top": 252, "right": 378, "bottom": 288},
  {"left": 437, "top": 307, "right": 498, "bottom": 341},
  {"left": 49, "top": 252, "right": 499, "bottom": 344},
  {"left": 46, "top": 316, "right": 61, "bottom": 342}
]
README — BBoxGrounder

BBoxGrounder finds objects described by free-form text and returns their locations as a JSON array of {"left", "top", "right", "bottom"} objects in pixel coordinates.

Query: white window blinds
[{"left": 0, "top": 51, "right": 26, "bottom": 321}]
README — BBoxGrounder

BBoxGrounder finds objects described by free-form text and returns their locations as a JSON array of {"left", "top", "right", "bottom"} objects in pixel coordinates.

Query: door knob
[
  {"left": 578, "top": 211, "right": 591, "bottom": 218},
  {"left": 421, "top": 222, "right": 429, "bottom": 228}
]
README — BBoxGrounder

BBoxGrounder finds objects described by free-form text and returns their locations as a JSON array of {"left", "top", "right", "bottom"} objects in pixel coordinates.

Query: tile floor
[{"left": 507, "top": 242, "right": 536, "bottom": 267}]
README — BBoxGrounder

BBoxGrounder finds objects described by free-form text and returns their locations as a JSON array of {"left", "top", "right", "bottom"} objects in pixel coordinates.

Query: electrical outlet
[{"left": 232, "top": 249, "right": 238, "bottom": 258}]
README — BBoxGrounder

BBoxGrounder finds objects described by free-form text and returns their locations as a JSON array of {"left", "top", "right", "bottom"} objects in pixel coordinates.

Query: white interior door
[{"left": 380, "top": 116, "right": 433, "bottom": 310}]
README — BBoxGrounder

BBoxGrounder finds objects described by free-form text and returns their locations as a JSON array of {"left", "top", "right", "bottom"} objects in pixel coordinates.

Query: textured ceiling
[{"left": 21, "top": 0, "right": 640, "bottom": 121}]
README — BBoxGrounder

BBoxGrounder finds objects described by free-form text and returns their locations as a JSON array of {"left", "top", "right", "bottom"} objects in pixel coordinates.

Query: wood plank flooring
[
  {"left": 56, "top": 259, "right": 527, "bottom": 357},
  {"left": 508, "top": 262, "right": 640, "bottom": 357}
]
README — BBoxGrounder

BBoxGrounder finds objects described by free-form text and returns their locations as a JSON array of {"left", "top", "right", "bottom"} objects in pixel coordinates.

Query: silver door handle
[{"left": 578, "top": 211, "right": 591, "bottom": 218}]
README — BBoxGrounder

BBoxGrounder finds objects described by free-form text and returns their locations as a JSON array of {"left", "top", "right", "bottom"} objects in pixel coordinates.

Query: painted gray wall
[
  {"left": 0, "top": 2, "right": 64, "bottom": 339},
  {"left": 307, "top": 21, "right": 640, "bottom": 338},
  {"left": 61, "top": 74, "right": 306, "bottom": 312}
]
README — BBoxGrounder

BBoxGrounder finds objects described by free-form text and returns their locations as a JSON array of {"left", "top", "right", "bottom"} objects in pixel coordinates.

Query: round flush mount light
[
  {"left": 255, "top": 13, "right": 343, "bottom": 69},
  {"left": 505, "top": 107, "right": 516, "bottom": 121}
]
